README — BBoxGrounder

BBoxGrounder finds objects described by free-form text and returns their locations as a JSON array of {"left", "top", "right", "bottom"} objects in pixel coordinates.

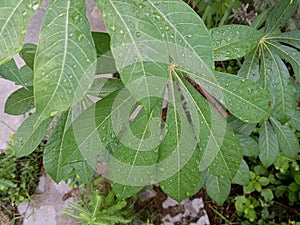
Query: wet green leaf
[
  {"left": 19, "top": 65, "right": 34, "bottom": 86},
  {"left": 206, "top": 173, "right": 231, "bottom": 205},
  {"left": 251, "top": 10, "right": 268, "bottom": 29},
  {"left": 15, "top": 114, "right": 52, "bottom": 157},
  {"left": 233, "top": 160, "right": 250, "bottom": 186},
  {"left": 237, "top": 135, "right": 259, "bottom": 157},
  {"left": 265, "top": 0, "right": 298, "bottom": 34},
  {"left": 267, "top": 42, "right": 300, "bottom": 82},
  {"left": 44, "top": 110, "right": 73, "bottom": 182},
  {"left": 269, "top": 30, "right": 300, "bottom": 50},
  {"left": 34, "top": 0, "right": 96, "bottom": 125},
  {"left": 259, "top": 121, "right": 279, "bottom": 168},
  {"left": 270, "top": 117, "right": 299, "bottom": 159},
  {"left": 159, "top": 80, "right": 202, "bottom": 200},
  {"left": 211, "top": 25, "right": 263, "bottom": 61},
  {"left": 88, "top": 78, "right": 124, "bottom": 98},
  {"left": 0, "top": 59, "right": 24, "bottom": 85},
  {"left": 214, "top": 71, "right": 272, "bottom": 123},
  {"left": 0, "top": 0, "right": 40, "bottom": 64},
  {"left": 227, "top": 116, "right": 257, "bottom": 136},
  {"left": 289, "top": 110, "right": 300, "bottom": 130},
  {"left": 237, "top": 48, "right": 260, "bottom": 82},
  {"left": 98, "top": 0, "right": 213, "bottom": 111},
  {"left": 262, "top": 53, "right": 295, "bottom": 123},
  {"left": 92, "top": 32, "right": 117, "bottom": 74},
  {"left": 5, "top": 86, "right": 34, "bottom": 115},
  {"left": 19, "top": 43, "right": 37, "bottom": 70}
]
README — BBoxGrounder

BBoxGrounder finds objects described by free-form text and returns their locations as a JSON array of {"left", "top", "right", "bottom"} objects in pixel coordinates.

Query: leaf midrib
[
  {"left": 176, "top": 75, "right": 232, "bottom": 177},
  {"left": 146, "top": 0, "right": 212, "bottom": 71},
  {"left": 36, "top": 0, "right": 71, "bottom": 121},
  {"left": 0, "top": 1, "right": 24, "bottom": 36},
  {"left": 263, "top": 43, "right": 288, "bottom": 117},
  {"left": 270, "top": 117, "right": 294, "bottom": 154},
  {"left": 109, "top": 1, "right": 151, "bottom": 111}
]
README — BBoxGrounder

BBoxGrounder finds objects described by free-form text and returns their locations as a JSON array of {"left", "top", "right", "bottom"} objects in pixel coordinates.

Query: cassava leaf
[
  {"left": 233, "top": 159, "right": 250, "bottom": 186},
  {"left": 19, "top": 43, "right": 37, "bottom": 70},
  {"left": 261, "top": 52, "right": 295, "bottom": 123},
  {"left": 188, "top": 70, "right": 271, "bottom": 123},
  {"left": 227, "top": 116, "right": 257, "bottom": 136},
  {"left": 179, "top": 78, "right": 242, "bottom": 181},
  {"left": 112, "top": 183, "right": 144, "bottom": 200},
  {"left": 92, "top": 32, "right": 117, "bottom": 74},
  {"left": 289, "top": 110, "right": 300, "bottom": 130},
  {"left": 237, "top": 134, "right": 259, "bottom": 157},
  {"left": 265, "top": 0, "right": 298, "bottom": 34},
  {"left": 0, "top": 0, "right": 40, "bottom": 64},
  {"left": 269, "top": 30, "right": 300, "bottom": 49},
  {"left": 259, "top": 121, "right": 279, "bottom": 168},
  {"left": 206, "top": 126, "right": 242, "bottom": 180},
  {"left": 237, "top": 47, "right": 261, "bottom": 82},
  {"left": 88, "top": 78, "right": 124, "bottom": 98},
  {"left": 19, "top": 65, "right": 34, "bottom": 86},
  {"left": 34, "top": 0, "right": 96, "bottom": 125},
  {"left": 251, "top": 10, "right": 268, "bottom": 30},
  {"left": 44, "top": 110, "right": 73, "bottom": 182},
  {"left": 205, "top": 173, "right": 231, "bottom": 205},
  {"left": 108, "top": 95, "right": 162, "bottom": 197},
  {"left": 267, "top": 41, "right": 300, "bottom": 82},
  {"left": 214, "top": 71, "right": 271, "bottom": 123},
  {"left": 60, "top": 91, "right": 125, "bottom": 182},
  {"left": 5, "top": 86, "right": 34, "bottom": 115},
  {"left": 73, "top": 160, "right": 94, "bottom": 185},
  {"left": 98, "top": 0, "right": 213, "bottom": 112},
  {"left": 211, "top": 25, "right": 263, "bottom": 61},
  {"left": 158, "top": 79, "right": 203, "bottom": 200},
  {"left": 0, "top": 59, "right": 24, "bottom": 85},
  {"left": 44, "top": 99, "right": 95, "bottom": 183},
  {"left": 15, "top": 114, "right": 52, "bottom": 157},
  {"left": 270, "top": 117, "right": 299, "bottom": 159}
]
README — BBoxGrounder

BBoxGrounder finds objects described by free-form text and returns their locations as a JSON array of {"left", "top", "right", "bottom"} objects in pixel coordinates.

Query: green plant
[
  {"left": 0, "top": 0, "right": 299, "bottom": 210},
  {"left": 231, "top": 151, "right": 300, "bottom": 224},
  {"left": 185, "top": 0, "right": 241, "bottom": 28},
  {"left": 63, "top": 176, "right": 130, "bottom": 225},
  {"left": 0, "top": 136, "right": 43, "bottom": 223}
]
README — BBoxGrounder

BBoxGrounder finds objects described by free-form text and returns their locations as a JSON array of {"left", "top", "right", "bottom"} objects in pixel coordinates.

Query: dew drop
[
  {"left": 152, "top": 12, "right": 162, "bottom": 21},
  {"left": 77, "top": 34, "right": 84, "bottom": 42},
  {"left": 159, "top": 167, "right": 165, "bottom": 172},
  {"left": 136, "top": 31, "right": 141, "bottom": 37},
  {"left": 50, "top": 111, "right": 58, "bottom": 117},
  {"left": 32, "top": 3, "right": 40, "bottom": 10}
]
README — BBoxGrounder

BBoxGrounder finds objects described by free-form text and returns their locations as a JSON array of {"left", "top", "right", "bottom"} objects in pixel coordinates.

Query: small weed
[{"left": 0, "top": 136, "right": 43, "bottom": 223}]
